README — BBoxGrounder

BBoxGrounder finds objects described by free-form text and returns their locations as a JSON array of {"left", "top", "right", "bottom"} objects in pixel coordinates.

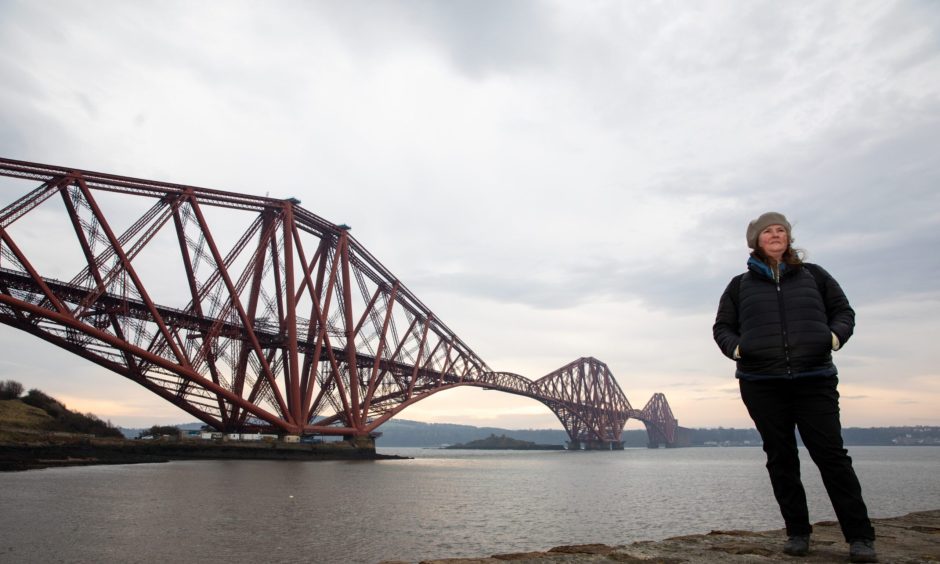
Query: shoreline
[
  {"left": 389, "top": 509, "right": 940, "bottom": 563},
  {"left": 0, "top": 435, "right": 408, "bottom": 471}
]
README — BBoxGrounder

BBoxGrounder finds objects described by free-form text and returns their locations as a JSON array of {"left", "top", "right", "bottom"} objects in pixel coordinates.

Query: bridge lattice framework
[{"left": 0, "top": 158, "right": 678, "bottom": 448}]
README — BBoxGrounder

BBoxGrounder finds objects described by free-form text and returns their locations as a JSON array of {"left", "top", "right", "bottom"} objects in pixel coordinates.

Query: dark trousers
[{"left": 739, "top": 376, "right": 875, "bottom": 542}]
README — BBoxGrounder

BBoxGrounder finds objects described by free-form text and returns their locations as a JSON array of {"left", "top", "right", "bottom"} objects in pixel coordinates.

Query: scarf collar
[{"left": 747, "top": 256, "right": 788, "bottom": 280}]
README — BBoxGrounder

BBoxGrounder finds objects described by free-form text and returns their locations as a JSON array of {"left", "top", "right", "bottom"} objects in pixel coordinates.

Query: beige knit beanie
[{"left": 746, "top": 212, "right": 791, "bottom": 249}]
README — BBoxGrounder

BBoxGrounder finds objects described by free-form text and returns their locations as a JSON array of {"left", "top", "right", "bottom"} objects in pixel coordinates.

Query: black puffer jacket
[{"left": 713, "top": 258, "right": 855, "bottom": 380}]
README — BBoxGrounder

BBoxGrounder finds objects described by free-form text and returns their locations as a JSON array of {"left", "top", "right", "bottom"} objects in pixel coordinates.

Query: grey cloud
[
  {"left": 412, "top": 121, "right": 940, "bottom": 314},
  {"left": 411, "top": 0, "right": 560, "bottom": 77},
  {"left": 315, "top": 0, "right": 560, "bottom": 78},
  {"left": 679, "top": 111, "right": 940, "bottom": 307},
  {"left": 766, "top": 122, "right": 940, "bottom": 305},
  {"left": 411, "top": 255, "right": 732, "bottom": 314},
  {"left": 865, "top": 2, "right": 940, "bottom": 70},
  {"left": 76, "top": 92, "right": 98, "bottom": 118},
  {"left": 692, "top": 395, "right": 729, "bottom": 402},
  {"left": 1, "top": 1, "right": 938, "bottom": 427}
]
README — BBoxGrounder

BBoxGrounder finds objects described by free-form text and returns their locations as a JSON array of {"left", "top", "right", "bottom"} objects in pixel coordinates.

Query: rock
[{"left": 409, "top": 509, "right": 940, "bottom": 564}]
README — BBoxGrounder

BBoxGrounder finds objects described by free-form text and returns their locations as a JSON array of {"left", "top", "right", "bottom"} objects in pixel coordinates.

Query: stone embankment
[
  {"left": 384, "top": 510, "right": 939, "bottom": 564},
  {"left": 0, "top": 431, "right": 407, "bottom": 471}
]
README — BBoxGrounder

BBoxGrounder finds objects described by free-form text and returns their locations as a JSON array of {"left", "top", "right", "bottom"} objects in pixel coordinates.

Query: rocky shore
[
  {"left": 0, "top": 433, "right": 407, "bottom": 471},
  {"left": 384, "top": 509, "right": 939, "bottom": 564}
]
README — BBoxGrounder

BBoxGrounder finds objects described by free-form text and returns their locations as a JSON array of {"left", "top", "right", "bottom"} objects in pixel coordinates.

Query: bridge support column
[
  {"left": 567, "top": 439, "right": 626, "bottom": 450},
  {"left": 343, "top": 434, "right": 376, "bottom": 453},
  {"left": 581, "top": 440, "right": 624, "bottom": 450}
]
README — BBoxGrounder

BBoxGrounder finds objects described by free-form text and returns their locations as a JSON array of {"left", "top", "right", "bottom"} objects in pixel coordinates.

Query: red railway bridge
[{"left": 0, "top": 158, "right": 679, "bottom": 449}]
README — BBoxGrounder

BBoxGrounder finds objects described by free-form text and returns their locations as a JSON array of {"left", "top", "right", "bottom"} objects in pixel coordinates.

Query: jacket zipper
[{"left": 775, "top": 266, "right": 793, "bottom": 377}]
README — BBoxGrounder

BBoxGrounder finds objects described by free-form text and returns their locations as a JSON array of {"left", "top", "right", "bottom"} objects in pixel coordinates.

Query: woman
[{"left": 713, "top": 212, "right": 877, "bottom": 562}]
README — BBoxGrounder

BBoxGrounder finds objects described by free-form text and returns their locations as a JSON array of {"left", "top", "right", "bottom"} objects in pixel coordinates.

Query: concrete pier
[{"left": 566, "top": 440, "right": 625, "bottom": 450}]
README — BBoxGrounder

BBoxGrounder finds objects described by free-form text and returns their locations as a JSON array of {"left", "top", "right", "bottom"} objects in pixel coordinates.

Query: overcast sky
[{"left": 1, "top": 1, "right": 938, "bottom": 430}]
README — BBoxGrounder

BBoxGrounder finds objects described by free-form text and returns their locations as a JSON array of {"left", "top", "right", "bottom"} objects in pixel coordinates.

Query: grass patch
[{"left": 0, "top": 399, "right": 55, "bottom": 430}]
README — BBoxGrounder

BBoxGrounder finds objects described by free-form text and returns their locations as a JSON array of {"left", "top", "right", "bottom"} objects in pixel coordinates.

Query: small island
[{"left": 445, "top": 433, "right": 565, "bottom": 450}]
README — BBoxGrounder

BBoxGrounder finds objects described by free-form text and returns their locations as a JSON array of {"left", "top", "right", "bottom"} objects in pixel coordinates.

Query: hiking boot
[
  {"left": 849, "top": 539, "right": 878, "bottom": 563},
  {"left": 783, "top": 534, "right": 810, "bottom": 556}
]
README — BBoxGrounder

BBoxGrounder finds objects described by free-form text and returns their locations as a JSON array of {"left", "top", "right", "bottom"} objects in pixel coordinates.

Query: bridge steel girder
[
  {"left": 637, "top": 393, "right": 679, "bottom": 448},
  {"left": 0, "top": 157, "right": 680, "bottom": 446}
]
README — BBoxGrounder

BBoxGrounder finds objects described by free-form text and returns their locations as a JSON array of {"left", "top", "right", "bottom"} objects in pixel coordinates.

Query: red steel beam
[{"left": 0, "top": 157, "right": 680, "bottom": 445}]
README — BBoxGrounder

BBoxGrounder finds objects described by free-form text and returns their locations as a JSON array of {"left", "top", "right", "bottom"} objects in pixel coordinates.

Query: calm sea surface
[{"left": 0, "top": 446, "right": 937, "bottom": 563}]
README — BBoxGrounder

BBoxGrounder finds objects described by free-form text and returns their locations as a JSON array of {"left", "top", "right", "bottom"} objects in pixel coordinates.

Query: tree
[
  {"left": 21, "top": 388, "right": 66, "bottom": 415},
  {"left": 137, "top": 425, "right": 181, "bottom": 439},
  {"left": 0, "top": 380, "right": 24, "bottom": 400}
]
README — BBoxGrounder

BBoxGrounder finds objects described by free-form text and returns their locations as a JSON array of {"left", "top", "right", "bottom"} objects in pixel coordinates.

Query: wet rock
[{"left": 408, "top": 509, "right": 940, "bottom": 564}]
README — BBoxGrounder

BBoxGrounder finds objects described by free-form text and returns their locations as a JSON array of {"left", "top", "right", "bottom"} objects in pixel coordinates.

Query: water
[{"left": 0, "top": 446, "right": 936, "bottom": 563}]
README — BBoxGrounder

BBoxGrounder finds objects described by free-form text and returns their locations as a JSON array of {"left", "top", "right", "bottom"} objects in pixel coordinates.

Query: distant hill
[
  {"left": 372, "top": 420, "right": 940, "bottom": 448},
  {"left": 0, "top": 392, "right": 123, "bottom": 439},
  {"left": 108, "top": 419, "right": 940, "bottom": 447},
  {"left": 374, "top": 418, "right": 573, "bottom": 447},
  {"left": 117, "top": 422, "right": 202, "bottom": 439},
  {"left": 115, "top": 419, "right": 583, "bottom": 446},
  {"left": 4, "top": 380, "right": 936, "bottom": 447}
]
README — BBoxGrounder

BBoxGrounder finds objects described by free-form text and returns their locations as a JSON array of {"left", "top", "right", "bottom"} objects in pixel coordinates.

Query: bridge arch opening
[{"left": 382, "top": 385, "right": 562, "bottom": 432}]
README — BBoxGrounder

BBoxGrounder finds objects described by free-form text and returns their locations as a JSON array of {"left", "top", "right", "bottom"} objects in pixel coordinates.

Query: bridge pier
[
  {"left": 567, "top": 440, "right": 624, "bottom": 451},
  {"left": 343, "top": 434, "right": 376, "bottom": 452},
  {"left": 647, "top": 440, "right": 681, "bottom": 448},
  {"left": 586, "top": 440, "right": 624, "bottom": 450}
]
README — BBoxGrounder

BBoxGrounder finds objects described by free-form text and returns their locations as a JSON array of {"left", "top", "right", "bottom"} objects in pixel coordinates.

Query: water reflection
[{"left": 0, "top": 446, "right": 935, "bottom": 563}]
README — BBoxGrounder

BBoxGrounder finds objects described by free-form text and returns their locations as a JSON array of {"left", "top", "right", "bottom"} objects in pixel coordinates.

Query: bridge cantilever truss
[{"left": 0, "top": 158, "right": 678, "bottom": 447}]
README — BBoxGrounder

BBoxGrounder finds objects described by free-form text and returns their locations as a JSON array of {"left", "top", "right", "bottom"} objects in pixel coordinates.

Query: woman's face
[{"left": 758, "top": 224, "right": 789, "bottom": 260}]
